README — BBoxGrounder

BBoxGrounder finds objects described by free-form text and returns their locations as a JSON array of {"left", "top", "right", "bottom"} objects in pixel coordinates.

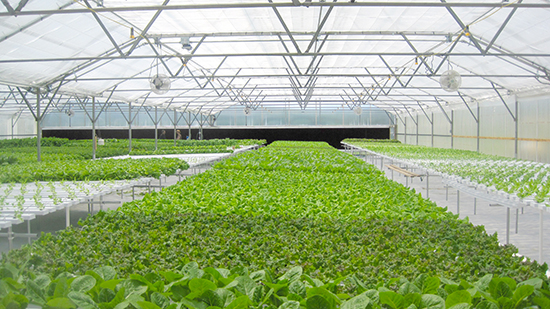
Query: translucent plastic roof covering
[{"left": 1, "top": 0, "right": 550, "bottom": 116}]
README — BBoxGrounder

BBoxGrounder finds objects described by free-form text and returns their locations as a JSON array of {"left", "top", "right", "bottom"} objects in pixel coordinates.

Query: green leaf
[
  {"left": 136, "top": 301, "right": 163, "bottom": 309},
  {"left": 490, "top": 281, "right": 512, "bottom": 299},
  {"left": 68, "top": 291, "right": 97, "bottom": 309},
  {"left": 533, "top": 296, "right": 550, "bottom": 308},
  {"left": 512, "top": 284, "right": 534, "bottom": 306},
  {"left": 307, "top": 287, "right": 341, "bottom": 308},
  {"left": 70, "top": 275, "right": 97, "bottom": 293},
  {"left": 474, "top": 274, "right": 493, "bottom": 292},
  {"left": 179, "top": 298, "right": 208, "bottom": 309},
  {"left": 151, "top": 292, "right": 171, "bottom": 309},
  {"left": 53, "top": 277, "right": 69, "bottom": 299},
  {"left": 475, "top": 300, "right": 499, "bottom": 309},
  {"left": 279, "top": 266, "right": 302, "bottom": 283},
  {"left": 289, "top": 281, "right": 306, "bottom": 298},
  {"left": 160, "top": 271, "right": 184, "bottom": 283},
  {"left": 379, "top": 291, "right": 404, "bottom": 309},
  {"left": 399, "top": 282, "right": 421, "bottom": 295},
  {"left": 233, "top": 276, "right": 257, "bottom": 298},
  {"left": 306, "top": 295, "right": 331, "bottom": 309},
  {"left": 340, "top": 293, "right": 370, "bottom": 309},
  {"left": 445, "top": 290, "right": 471, "bottom": 308},
  {"left": 214, "top": 288, "right": 236, "bottom": 308},
  {"left": 278, "top": 300, "right": 300, "bottom": 309},
  {"left": 182, "top": 262, "right": 200, "bottom": 279},
  {"left": 225, "top": 295, "right": 249, "bottom": 309},
  {"left": 46, "top": 297, "right": 76, "bottom": 309},
  {"left": 26, "top": 279, "right": 46, "bottom": 305},
  {"left": 517, "top": 278, "right": 543, "bottom": 289},
  {"left": 199, "top": 289, "right": 224, "bottom": 308},
  {"left": 404, "top": 293, "right": 421, "bottom": 309},
  {"left": 188, "top": 278, "right": 218, "bottom": 300},
  {"left": 98, "top": 288, "right": 116, "bottom": 303},
  {"left": 94, "top": 266, "right": 117, "bottom": 281},
  {"left": 34, "top": 275, "right": 51, "bottom": 290},
  {"left": 420, "top": 294, "right": 445, "bottom": 309},
  {"left": 447, "top": 304, "right": 471, "bottom": 309},
  {"left": 117, "top": 279, "right": 148, "bottom": 297},
  {"left": 100, "top": 279, "right": 123, "bottom": 291},
  {"left": 421, "top": 277, "right": 440, "bottom": 295}
]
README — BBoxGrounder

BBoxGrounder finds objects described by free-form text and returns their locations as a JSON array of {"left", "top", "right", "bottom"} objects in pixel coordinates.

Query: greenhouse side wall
[
  {"left": 0, "top": 113, "right": 37, "bottom": 139},
  {"left": 397, "top": 92, "right": 550, "bottom": 164}
]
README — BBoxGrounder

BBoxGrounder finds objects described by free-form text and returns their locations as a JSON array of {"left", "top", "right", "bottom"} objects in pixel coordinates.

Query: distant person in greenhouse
[
  {"left": 160, "top": 129, "right": 166, "bottom": 139},
  {"left": 176, "top": 130, "right": 182, "bottom": 140}
]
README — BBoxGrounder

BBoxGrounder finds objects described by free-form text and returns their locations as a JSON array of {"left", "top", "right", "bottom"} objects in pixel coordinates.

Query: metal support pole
[
  {"left": 100, "top": 195, "right": 103, "bottom": 211},
  {"left": 8, "top": 226, "right": 12, "bottom": 250},
  {"left": 36, "top": 88, "right": 41, "bottom": 162},
  {"left": 451, "top": 110, "right": 454, "bottom": 149},
  {"left": 539, "top": 210, "right": 544, "bottom": 262},
  {"left": 174, "top": 109, "right": 177, "bottom": 146},
  {"left": 188, "top": 111, "right": 192, "bottom": 140},
  {"left": 154, "top": 106, "right": 158, "bottom": 151},
  {"left": 431, "top": 112, "right": 434, "bottom": 147},
  {"left": 515, "top": 208, "right": 519, "bottom": 234},
  {"left": 65, "top": 206, "right": 70, "bottom": 228},
  {"left": 456, "top": 190, "right": 460, "bottom": 214},
  {"left": 416, "top": 114, "right": 419, "bottom": 145},
  {"left": 506, "top": 208, "right": 510, "bottom": 244},
  {"left": 514, "top": 96, "right": 518, "bottom": 159},
  {"left": 27, "top": 220, "right": 31, "bottom": 244},
  {"left": 476, "top": 101, "right": 480, "bottom": 152},
  {"left": 406, "top": 176, "right": 409, "bottom": 187},
  {"left": 92, "top": 96, "right": 96, "bottom": 160},
  {"left": 128, "top": 102, "right": 132, "bottom": 153},
  {"left": 446, "top": 185, "right": 449, "bottom": 200},
  {"left": 474, "top": 198, "right": 477, "bottom": 215},
  {"left": 426, "top": 172, "right": 429, "bottom": 198}
]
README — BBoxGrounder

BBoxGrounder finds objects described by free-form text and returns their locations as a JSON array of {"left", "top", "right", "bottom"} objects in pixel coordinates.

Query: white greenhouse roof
[{"left": 1, "top": 0, "right": 550, "bottom": 116}]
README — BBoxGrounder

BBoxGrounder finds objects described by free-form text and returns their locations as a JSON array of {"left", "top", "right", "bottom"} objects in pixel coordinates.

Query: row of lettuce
[
  {"left": 2, "top": 141, "right": 550, "bottom": 308},
  {"left": 0, "top": 138, "right": 264, "bottom": 183},
  {"left": 342, "top": 139, "right": 550, "bottom": 205}
]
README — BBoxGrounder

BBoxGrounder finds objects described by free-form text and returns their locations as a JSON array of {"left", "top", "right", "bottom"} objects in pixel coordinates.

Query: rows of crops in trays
[
  {"left": 342, "top": 139, "right": 550, "bottom": 207},
  {"left": 0, "top": 138, "right": 264, "bottom": 183},
  {"left": 2, "top": 141, "right": 550, "bottom": 308}
]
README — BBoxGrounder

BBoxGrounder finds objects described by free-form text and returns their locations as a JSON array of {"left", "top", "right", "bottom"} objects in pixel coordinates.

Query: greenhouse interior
[{"left": 2, "top": 1, "right": 550, "bottom": 308}]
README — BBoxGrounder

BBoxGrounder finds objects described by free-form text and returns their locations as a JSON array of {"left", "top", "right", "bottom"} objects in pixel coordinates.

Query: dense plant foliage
[
  {"left": 5, "top": 211, "right": 542, "bottom": 287},
  {"left": 342, "top": 140, "right": 550, "bottom": 204},
  {"left": 2, "top": 262, "right": 549, "bottom": 309},
  {"left": 0, "top": 158, "right": 189, "bottom": 183},
  {"left": 0, "top": 138, "right": 263, "bottom": 182},
  {"left": 2, "top": 141, "right": 549, "bottom": 308}
]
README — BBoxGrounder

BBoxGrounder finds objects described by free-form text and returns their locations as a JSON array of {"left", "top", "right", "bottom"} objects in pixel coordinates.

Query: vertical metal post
[
  {"left": 514, "top": 96, "right": 518, "bottom": 159},
  {"left": 128, "top": 102, "right": 132, "bottom": 153},
  {"left": 100, "top": 195, "right": 103, "bottom": 211},
  {"left": 27, "top": 220, "right": 31, "bottom": 244},
  {"left": 477, "top": 101, "right": 480, "bottom": 152},
  {"left": 446, "top": 185, "right": 449, "bottom": 200},
  {"left": 451, "top": 110, "right": 454, "bottom": 149},
  {"left": 188, "top": 111, "right": 192, "bottom": 140},
  {"left": 474, "top": 198, "right": 477, "bottom": 215},
  {"left": 8, "top": 226, "right": 12, "bottom": 250},
  {"left": 11, "top": 116, "right": 14, "bottom": 139},
  {"left": 431, "top": 112, "right": 434, "bottom": 147},
  {"left": 36, "top": 88, "right": 41, "bottom": 162},
  {"left": 416, "top": 114, "right": 419, "bottom": 145},
  {"left": 539, "top": 210, "right": 544, "bottom": 262},
  {"left": 515, "top": 208, "right": 519, "bottom": 234},
  {"left": 174, "top": 109, "right": 177, "bottom": 146},
  {"left": 154, "top": 106, "right": 158, "bottom": 151},
  {"left": 506, "top": 208, "right": 510, "bottom": 244},
  {"left": 426, "top": 172, "right": 429, "bottom": 198},
  {"left": 65, "top": 207, "right": 70, "bottom": 228},
  {"left": 92, "top": 96, "right": 96, "bottom": 160},
  {"left": 456, "top": 190, "right": 460, "bottom": 214}
]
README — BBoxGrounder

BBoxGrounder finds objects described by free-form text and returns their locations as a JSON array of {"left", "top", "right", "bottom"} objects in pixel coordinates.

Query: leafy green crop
[
  {"left": 0, "top": 158, "right": 189, "bottom": 183},
  {"left": 342, "top": 140, "right": 550, "bottom": 204},
  {"left": 1, "top": 262, "right": 549, "bottom": 309},
  {"left": 3, "top": 211, "right": 543, "bottom": 288}
]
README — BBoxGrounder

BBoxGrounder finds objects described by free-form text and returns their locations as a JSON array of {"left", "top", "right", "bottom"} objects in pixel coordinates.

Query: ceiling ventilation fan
[
  {"left": 439, "top": 69, "right": 462, "bottom": 92},
  {"left": 243, "top": 107, "right": 251, "bottom": 115},
  {"left": 65, "top": 109, "right": 75, "bottom": 117},
  {"left": 149, "top": 74, "right": 171, "bottom": 95},
  {"left": 353, "top": 106, "right": 362, "bottom": 115}
]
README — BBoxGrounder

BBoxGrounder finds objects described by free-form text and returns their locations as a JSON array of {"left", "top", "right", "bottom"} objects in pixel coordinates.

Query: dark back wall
[{"left": 43, "top": 127, "right": 389, "bottom": 148}]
